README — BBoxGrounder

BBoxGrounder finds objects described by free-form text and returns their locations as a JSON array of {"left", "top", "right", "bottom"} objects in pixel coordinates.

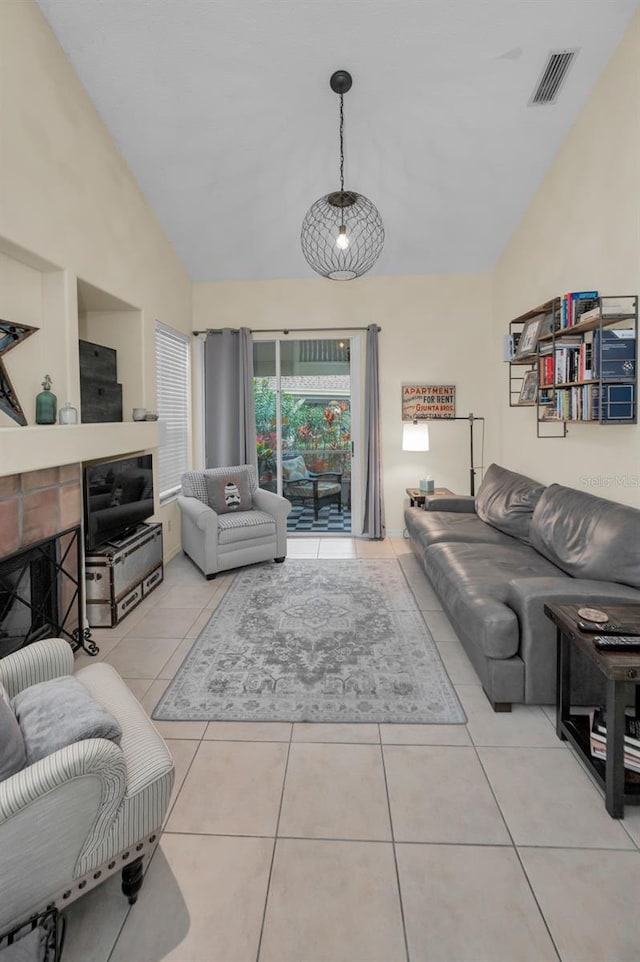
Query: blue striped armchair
[{"left": 0, "top": 638, "right": 174, "bottom": 937}]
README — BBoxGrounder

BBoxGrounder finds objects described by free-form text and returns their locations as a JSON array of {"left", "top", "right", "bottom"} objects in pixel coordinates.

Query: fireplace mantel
[{"left": 0, "top": 422, "right": 159, "bottom": 477}]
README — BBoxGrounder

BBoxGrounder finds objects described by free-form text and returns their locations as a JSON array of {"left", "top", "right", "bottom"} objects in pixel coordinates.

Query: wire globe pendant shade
[{"left": 301, "top": 71, "right": 384, "bottom": 280}]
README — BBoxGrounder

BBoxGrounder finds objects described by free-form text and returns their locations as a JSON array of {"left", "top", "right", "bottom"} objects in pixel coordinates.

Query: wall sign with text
[{"left": 402, "top": 384, "right": 456, "bottom": 419}]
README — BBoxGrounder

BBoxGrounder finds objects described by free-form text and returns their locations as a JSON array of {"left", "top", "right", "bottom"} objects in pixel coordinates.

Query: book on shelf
[
  {"left": 579, "top": 301, "right": 631, "bottom": 324},
  {"left": 592, "top": 383, "right": 635, "bottom": 421},
  {"left": 503, "top": 332, "right": 521, "bottom": 362},
  {"left": 592, "top": 329, "right": 636, "bottom": 379},
  {"left": 589, "top": 710, "right": 640, "bottom": 774},
  {"left": 561, "top": 291, "right": 599, "bottom": 329},
  {"left": 593, "top": 708, "right": 640, "bottom": 748}
]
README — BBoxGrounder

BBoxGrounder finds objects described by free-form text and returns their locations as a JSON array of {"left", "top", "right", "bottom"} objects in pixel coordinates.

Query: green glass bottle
[{"left": 35, "top": 374, "right": 57, "bottom": 424}]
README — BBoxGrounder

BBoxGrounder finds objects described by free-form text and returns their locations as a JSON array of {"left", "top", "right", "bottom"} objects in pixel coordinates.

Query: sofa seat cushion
[
  {"left": 424, "top": 541, "right": 565, "bottom": 659},
  {"left": 475, "top": 463, "right": 545, "bottom": 545},
  {"left": 217, "top": 510, "right": 276, "bottom": 544},
  {"left": 530, "top": 484, "right": 640, "bottom": 589},
  {"left": 405, "top": 507, "right": 516, "bottom": 553}
]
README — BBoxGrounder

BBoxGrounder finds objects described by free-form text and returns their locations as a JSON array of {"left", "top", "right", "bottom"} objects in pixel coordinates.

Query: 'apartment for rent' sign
[{"left": 402, "top": 384, "right": 456, "bottom": 419}]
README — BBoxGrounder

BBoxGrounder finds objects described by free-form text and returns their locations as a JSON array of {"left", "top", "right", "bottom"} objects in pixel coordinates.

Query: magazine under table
[{"left": 545, "top": 602, "right": 640, "bottom": 818}]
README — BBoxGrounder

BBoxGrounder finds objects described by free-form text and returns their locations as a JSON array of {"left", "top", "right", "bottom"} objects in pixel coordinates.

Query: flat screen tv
[{"left": 83, "top": 454, "right": 154, "bottom": 551}]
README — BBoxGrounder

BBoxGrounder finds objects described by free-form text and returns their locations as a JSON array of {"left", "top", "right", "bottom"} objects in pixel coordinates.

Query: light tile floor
[{"left": 63, "top": 537, "right": 640, "bottom": 962}]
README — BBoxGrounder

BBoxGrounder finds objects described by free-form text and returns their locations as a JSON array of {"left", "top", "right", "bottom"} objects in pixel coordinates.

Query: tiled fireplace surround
[
  {"left": 0, "top": 464, "right": 84, "bottom": 651},
  {"left": 0, "top": 464, "right": 82, "bottom": 559}
]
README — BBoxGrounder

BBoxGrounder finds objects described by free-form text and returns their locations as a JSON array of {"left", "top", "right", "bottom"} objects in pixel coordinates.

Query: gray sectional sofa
[{"left": 405, "top": 463, "right": 640, "bottom": 710}]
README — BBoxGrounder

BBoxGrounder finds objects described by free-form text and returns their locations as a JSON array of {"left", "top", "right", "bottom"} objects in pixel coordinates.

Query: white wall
[
  {"left": 493, "top": 12, "right": 640, "bottom": 509},
  {"left": 194, "top": 273, "right": 496, "bottom": 533},
  {"left": 0, "top": 0, "right": 193, "bottom": 558}
]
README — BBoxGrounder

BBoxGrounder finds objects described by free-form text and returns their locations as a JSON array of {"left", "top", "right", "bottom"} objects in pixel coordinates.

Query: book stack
[
  {"left": 590, "top": 709, "right": 640, "bottom": 774},
  {"left": 560, "top": 291, "right": 599, "bottom": 329}
]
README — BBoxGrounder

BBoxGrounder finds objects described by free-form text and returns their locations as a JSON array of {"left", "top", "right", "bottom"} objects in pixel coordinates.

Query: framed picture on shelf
[
  {"left": 514, "top": 315, "right": 543, "bottom": 358},
  {"left": 518, "top": 370, "right": 538, "bottom": 404}
]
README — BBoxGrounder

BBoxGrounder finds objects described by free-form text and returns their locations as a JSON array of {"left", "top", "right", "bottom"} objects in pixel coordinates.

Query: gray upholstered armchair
[
  {"left": 0, "top": 638, "right": 174, "bottom": 938},
  {"left": 177, "top": 464, "right": 291, "bottom": 579}
]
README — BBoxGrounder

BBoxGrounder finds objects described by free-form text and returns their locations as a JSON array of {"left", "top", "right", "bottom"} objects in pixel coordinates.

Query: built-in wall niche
[
  {"left": 77, "top": 278, "right": 144, "bottom": 423},
  {"left": 0, "top": 238, "right": 70, "bottom": 429}
]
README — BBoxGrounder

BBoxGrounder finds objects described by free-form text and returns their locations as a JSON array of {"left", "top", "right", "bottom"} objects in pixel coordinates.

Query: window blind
[{"left": 155, "top": 323, "right": 191, "bottom": 502}]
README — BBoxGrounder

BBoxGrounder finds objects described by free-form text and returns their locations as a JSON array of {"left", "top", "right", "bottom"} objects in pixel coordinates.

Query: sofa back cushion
[
  {"left": 475, "top": 463, "right": 546, "bottom": 544},
  {"left": 530, "top": 484, "right": 640, "bottom": 589}
]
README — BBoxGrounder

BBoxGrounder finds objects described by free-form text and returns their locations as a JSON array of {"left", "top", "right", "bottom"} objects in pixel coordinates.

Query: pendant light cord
[{"left": 339, "top": 92, "right": 345, "bottom": 194}]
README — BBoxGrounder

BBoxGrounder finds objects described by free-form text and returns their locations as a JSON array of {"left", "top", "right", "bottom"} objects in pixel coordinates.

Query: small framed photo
[
  {"left": 514, "top": 315, "right": 543, "bottom": 358},
  {"left": 519, "top": 370, "right": 538, "bottom": 404}
]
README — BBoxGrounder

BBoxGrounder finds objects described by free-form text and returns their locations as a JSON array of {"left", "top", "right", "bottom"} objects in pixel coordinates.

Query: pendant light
[{"left": 300, "top": 70, "right": 385, "bottom": 280}]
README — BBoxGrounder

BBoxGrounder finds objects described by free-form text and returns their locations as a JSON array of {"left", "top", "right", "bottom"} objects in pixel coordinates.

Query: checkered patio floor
[{"left": 286, "top": 503, "right": 352, "bottom": 533}]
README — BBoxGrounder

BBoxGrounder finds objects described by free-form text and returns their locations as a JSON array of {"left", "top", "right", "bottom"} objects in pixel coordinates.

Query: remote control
[
  {"left": 578, "top": 620, "right": 640, "bottom": 636},
  {"left": 593, "top": 635, "right": 640, "bottom": 651}
]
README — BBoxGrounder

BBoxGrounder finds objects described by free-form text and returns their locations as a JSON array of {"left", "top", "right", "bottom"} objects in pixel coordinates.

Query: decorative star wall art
[{"left": 0, "top": 320, "right": 39, "bottom": 425}]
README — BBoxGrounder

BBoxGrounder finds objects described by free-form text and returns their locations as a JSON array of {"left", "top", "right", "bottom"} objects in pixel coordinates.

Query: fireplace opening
[{"left": 0, "top": 527, "right": 90, "bottom": 659}]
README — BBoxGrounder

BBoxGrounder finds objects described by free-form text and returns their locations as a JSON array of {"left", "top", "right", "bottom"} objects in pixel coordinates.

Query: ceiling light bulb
[{"left": 336, "top": 226, "right": 349, "bottom": 250}]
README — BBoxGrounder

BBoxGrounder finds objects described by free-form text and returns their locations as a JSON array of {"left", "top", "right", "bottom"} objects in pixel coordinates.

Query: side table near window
[
  {"left": 406, "top": 487, "right": 453, "bottom": 508},
  {"left": 544, "top": 602, "right": 640, "bottom": 818}
]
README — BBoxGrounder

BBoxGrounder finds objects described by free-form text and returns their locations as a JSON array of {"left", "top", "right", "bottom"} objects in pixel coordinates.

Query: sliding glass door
[{"left": 253, "top": 337, "right": 357, "bottom": 534}]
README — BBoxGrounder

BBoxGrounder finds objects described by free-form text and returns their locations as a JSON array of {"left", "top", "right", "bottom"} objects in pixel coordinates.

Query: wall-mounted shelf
[{"left": 507, "top": 294, "right": 637, "bottom": 437}]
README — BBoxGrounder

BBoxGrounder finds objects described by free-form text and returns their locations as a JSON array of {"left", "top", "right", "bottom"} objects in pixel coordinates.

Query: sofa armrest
[
  {"left": 0, "top": 739, "right": 127, "bottom": 931},
  {"left": 252, "top": 487, "right": 291, "bottom": 521},
  {"left": 507, "top": 577, "right": 640, "bottom": 612},
  {"left": 423, "top": 495, "right": 476, "bottom": 513},
  {"left": 0, "top": 638, "right": 74, "bottom": 698},
  {"left": 252, "top": 488, "right": 291, "bottom": 558},
  {"left": 177, "top": 494, "right": 219, "bottom": 532},
  {"left": 506, "top": 577, "right": 640, "bottom": 703}
]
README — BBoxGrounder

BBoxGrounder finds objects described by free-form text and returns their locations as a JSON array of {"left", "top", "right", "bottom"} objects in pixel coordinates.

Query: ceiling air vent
[{"left": 529, "top": 49, "right": 578, "bottom": 106}]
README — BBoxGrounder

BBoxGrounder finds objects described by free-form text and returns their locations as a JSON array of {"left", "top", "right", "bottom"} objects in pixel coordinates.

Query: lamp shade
[{"left": 402, "top": 421, "right": 430, "bottom": 452}]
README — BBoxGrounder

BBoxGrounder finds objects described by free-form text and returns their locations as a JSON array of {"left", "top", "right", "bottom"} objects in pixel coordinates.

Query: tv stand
[{"left": 85, "top": 522, "right": 163, "bottom": 627}]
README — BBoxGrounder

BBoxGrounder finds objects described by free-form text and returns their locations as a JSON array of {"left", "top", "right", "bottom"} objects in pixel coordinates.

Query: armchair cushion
[
  {"left": 205, "top": 468, "right": 252, "bottom": 514},
  {"left": 0, "top": 683, "right": 26, "bottom": 781},
  {"left": 282, "top": 455, "right": 307, "bottom": 481},
  {"left": 217, "top": 509, "right": 276, "bottom": 544},
  {"left": 13, "top": 676, "right": 123, "bottom": 766}
]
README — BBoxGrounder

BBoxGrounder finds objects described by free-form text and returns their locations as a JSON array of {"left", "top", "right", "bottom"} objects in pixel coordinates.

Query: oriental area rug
[{"left": 152, "top": 558, "right": 466, "bottom": 724}]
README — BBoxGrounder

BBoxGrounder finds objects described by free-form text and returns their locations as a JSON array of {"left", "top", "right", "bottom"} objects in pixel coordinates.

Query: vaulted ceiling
[{"left": 36, "top": 0, "right": 638, "bottom": 282}]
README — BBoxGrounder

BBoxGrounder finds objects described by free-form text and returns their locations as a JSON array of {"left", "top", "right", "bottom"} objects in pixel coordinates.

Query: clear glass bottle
[
  {"left": 59, "top": 401, "right": 78, "bottom": 425},
  {"left": 35, "top": 374, "right": 57, "bottom": 425}
]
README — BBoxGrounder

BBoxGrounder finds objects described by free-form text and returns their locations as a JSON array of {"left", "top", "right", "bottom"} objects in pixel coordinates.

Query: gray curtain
[
  {"left": 363, "top": 324, "right": 385, "bottom": 539},
  {"left": 204, "top": 328, "right": 257, "bottom": 469}
]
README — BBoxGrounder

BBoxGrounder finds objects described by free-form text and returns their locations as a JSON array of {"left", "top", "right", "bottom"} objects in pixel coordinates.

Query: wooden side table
[
  {"left": 544, "top": 602, "right": 640, "bottom": 818},
  {"left": 406, "top": 487, "right": 453, "bottom": 507}
]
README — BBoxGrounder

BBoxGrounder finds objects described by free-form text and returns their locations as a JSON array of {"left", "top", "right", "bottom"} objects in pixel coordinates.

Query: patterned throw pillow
[
  {"left": 205, "top": 471, "right": 252, "bottom": 514},
  {"left": 282, "top": 456, "right": 307, "bottom": 481},
  {"left": 0, "top": 681, "right": 27, "bottom": 780}
]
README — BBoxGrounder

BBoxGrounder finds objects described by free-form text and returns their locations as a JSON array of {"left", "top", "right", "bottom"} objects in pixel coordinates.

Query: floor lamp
[
  {"left": 448, "top": 413, "right": 485, "bottom": 496},
  {"left": 402, "top": 420, "right": 431, "bottom": 487}
]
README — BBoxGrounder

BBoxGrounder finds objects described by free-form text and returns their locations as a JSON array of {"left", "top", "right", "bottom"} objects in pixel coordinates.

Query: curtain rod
[{"left": 192, "top": 325, "right": 381, "bottom": 336}]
